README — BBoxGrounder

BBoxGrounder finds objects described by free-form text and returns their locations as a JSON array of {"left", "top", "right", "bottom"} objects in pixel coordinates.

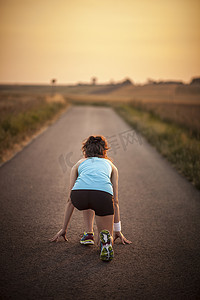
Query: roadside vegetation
[
  {"left": 113, "top": 102, "right": 200, "bottom": 189},
  {"left": 0, "top": 92, "right": 70, "bottom": 163}
]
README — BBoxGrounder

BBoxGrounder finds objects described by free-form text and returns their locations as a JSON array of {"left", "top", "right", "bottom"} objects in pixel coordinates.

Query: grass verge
[
  {"left": 113, "top": 103, "right": 200, "bottom": 189},
  {"left": 0, "top": 94, "right": 70, "bottom": 164}
]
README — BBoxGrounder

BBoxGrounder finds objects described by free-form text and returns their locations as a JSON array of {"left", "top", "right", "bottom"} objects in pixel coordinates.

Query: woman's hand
[
  {"left": 113, "top": 231, "right": 132, "bottom": 245},
  {"left": 49, "top": 229, "right": 68, "bottom": 242}
]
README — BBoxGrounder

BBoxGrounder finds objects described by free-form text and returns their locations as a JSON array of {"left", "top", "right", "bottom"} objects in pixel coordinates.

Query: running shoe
[
  {"left": 80, "top": 232, "right": 94, "bottom": 245},
  {"left": 99, "top": 230, "right": 114, "bottom": 261}
]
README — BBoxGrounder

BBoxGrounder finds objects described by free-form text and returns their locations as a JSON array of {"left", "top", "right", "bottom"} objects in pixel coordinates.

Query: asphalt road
[{"left": 0, "top": 105, "right": 200, "bottom": 300}]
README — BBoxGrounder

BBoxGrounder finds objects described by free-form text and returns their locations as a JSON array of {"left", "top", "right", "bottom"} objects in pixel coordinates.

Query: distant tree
[
  {"left": 147, "top": 78, "right": 156, "bottom": 85},
  {"left": 91, "top": 77, "right": 97, "bottom": 85},
  {"left": 51, "top": 79, "right": 56, "bottom": 85},
  {"left": 51, "top": 79, "right": 57, "bottom": 95},
  {"left": 120, "top": 78, "right": 134, "bottom": 86},
  {"left": 190, "top": 77, "right": 200, "bottom": 85}
]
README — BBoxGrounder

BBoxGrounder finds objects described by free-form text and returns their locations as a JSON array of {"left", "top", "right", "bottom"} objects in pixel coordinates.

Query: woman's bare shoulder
[
  {"left": 75, "top": 157, "right": 88, "bottom": 167},
  {"left": 105, "top": 159, "right": 118, "bottom": 171},
  {"left": 71, "top": 158, "right": 87, "bottom": 171}
]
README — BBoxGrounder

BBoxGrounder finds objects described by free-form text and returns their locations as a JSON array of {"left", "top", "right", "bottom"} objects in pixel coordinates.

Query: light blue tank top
[{"left": 72, "top": 157, "right": 113, "bottom": 195}]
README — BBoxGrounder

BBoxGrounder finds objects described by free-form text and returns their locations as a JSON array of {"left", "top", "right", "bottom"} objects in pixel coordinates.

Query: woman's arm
[
  {"left": 111, "top": 164, "right": 132, "bottom": 245},
  {"left": 49, "top": 163, "right": 78, "bottom": 242},
  {"left": 62, "top": 164, "right": 78, "bottom": 230},
  {"left": 67, "top": 164, "right": 78, "bottom": 201},
  {"left": 111, "top": 165, "right": 120, "bottom": 223}
]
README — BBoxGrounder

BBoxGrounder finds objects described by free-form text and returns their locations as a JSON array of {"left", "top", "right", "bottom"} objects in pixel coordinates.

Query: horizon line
[{"left": 0, "top": 76, "right": 199, "bottom": 86}]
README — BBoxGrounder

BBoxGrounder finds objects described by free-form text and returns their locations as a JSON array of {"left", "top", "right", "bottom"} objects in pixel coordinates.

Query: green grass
[
  {"left": 0, "top": 94, "right": 69, "bottom": 163},
  {"left": 113, "top": 103, "right": 200, "bottom": 189}
]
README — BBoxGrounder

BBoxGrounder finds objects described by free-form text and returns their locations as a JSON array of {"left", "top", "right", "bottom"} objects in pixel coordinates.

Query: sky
[{"left": 0, "top": 0, "right": 200, "bottom": 84}]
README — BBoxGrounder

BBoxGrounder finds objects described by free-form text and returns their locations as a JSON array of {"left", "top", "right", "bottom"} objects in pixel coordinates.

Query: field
[
  {"left": 0, "top": 82, "right": 200, "bottom": 188},
  {"left": 64, "top": 83, "right": 200, "bottom": 135}
]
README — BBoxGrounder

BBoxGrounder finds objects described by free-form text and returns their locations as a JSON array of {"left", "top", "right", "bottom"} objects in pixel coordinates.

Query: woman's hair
[{"left": 82, "top": 135, "right": 113, "bottom": 161}]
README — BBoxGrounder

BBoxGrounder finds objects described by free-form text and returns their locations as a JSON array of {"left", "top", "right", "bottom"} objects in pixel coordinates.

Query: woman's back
[{"left": 72, "top": 157, "right": 113, "bottom": 195}]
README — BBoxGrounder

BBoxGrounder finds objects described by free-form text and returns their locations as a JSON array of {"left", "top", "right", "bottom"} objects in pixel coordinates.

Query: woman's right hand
[
  {"left": 113, "top": 231, "right": 132, "bottom": 245},
  {"left": 49, "top": 229, "right": 68, "bottom": 242}
]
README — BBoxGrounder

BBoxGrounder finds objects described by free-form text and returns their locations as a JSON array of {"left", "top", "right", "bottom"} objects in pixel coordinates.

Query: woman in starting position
[{"left": 50, "top": 135, "right": 131, "bottom": 261}]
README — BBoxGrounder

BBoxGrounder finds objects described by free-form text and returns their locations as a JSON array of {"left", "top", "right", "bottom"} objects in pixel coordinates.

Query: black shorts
[{"left": 70, "top": 189, "right": 114, "bottom": 216}]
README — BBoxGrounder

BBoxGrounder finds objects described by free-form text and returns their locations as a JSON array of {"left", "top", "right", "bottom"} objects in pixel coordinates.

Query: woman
[{"left": 50, "top": 135, "right": 131, "bottom": 261}]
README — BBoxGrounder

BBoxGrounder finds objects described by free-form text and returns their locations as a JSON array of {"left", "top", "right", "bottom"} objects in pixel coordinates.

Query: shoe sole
[
  {"left": 80, "top": 240, "right": 94, "bottom": 245},
  {"left": 99, "top": 230, "right": 114, "bottom": 261}
]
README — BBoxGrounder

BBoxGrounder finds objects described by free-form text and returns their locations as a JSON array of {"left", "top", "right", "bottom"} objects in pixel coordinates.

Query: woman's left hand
[{"left": 114, "top": 231, "right": 132, "bottom": 244}]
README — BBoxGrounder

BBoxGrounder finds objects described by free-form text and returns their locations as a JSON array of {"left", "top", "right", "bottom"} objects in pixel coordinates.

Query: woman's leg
[
  {"left": 82, "top": 209, "right": 95, "bottom": 232},
  {"left": 95, "top": 214, "right": 114, "bottom": 244}
]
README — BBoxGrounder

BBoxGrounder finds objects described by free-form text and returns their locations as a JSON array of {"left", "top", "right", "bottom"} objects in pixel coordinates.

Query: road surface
[{"left": 0, "top": 105, "right": 200, "bottom": 299}]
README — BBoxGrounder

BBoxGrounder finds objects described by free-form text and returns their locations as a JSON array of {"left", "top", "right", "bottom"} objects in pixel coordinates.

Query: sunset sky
[{"left": 0, "top": 0, "right": 199, "bottom": 84}]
